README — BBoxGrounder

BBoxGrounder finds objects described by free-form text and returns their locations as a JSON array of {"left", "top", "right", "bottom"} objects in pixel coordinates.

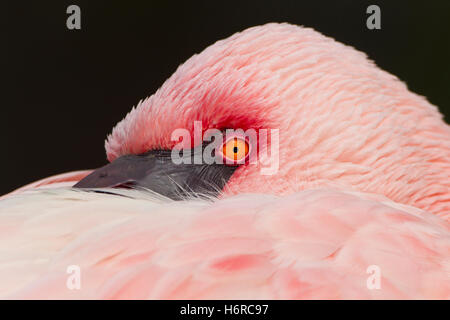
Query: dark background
[{"left": 3, "top": 1, "right": 450, "bottom": 195}]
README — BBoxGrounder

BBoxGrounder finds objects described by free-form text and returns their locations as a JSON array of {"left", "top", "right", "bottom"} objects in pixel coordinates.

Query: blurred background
[{"left": 3, "top": 0, "right": 450, "bottom": 195}]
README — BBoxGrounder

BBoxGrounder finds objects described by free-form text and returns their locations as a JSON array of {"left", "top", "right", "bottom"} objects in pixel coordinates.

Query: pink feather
[{"left": 1, "top": 23, "right": 449, "bottom": 299}]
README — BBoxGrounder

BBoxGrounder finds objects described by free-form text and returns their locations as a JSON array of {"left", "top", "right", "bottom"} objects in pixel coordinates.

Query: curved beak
[{"left": 73, "top": 150, "right": 237, "bottom": 200}]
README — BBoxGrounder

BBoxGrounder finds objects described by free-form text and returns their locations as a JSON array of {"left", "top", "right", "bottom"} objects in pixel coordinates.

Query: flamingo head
[{"left": 75, "top": 23, "right": 450, "bottom": 215}]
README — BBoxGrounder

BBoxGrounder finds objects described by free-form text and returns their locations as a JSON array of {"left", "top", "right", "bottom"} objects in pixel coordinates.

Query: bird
[{"left": 1, "top": 23, "right": 449, "bottom": 299}]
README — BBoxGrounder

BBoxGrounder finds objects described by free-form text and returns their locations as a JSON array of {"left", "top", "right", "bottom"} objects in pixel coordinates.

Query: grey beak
[{"left": 73, "top": 149, "right": 237, "bottom": 200}]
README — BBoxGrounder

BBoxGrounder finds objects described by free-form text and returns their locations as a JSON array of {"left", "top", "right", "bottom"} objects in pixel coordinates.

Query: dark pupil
[{"left": 233, "top": 146, "right": 239, "bottom": 153}]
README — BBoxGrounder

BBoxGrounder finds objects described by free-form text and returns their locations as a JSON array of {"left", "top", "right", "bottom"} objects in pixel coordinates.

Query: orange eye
[{"left": 222, "top": 137, "right": 249, "bottom": 162}]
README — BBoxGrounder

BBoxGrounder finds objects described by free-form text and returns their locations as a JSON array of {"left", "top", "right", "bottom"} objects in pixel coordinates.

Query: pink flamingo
[{"left": 1, "top": 23, "right": 449, "bottom": 299}]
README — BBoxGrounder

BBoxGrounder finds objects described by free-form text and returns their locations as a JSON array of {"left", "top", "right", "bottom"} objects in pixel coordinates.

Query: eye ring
[{"left": 218, "top": 134, "right": 251, "bottom": 165}]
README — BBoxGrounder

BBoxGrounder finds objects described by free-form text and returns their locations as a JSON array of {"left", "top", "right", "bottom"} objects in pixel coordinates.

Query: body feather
[{"left": 1, "top": 188, "right": 448, "bottom": 299}]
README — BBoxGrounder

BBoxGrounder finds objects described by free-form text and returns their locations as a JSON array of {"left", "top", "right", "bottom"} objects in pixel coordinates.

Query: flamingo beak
[{"left": 73, "top": 149, "right": 237, "bottom": 200}]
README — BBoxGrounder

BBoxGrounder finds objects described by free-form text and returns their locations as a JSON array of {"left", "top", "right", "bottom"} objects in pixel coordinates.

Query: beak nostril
[
  {"left": 112, "top": 181, "right": 135, "bottom": 189},
  {"left": 99, "top": 172, "right": 108, "bottom": 178}
]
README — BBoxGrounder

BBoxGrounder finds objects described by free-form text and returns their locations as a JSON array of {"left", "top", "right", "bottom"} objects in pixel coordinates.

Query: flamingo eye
[{"left": 222, "top": 137, "right": 249, "bottom": 164}]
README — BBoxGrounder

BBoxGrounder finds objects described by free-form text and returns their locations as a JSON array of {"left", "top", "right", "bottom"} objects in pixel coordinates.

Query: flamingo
[{"left": 1, "top": 23, "right": 449, "bottom": 299}]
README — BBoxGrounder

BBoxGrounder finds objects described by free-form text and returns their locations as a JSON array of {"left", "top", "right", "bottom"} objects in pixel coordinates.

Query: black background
[
  {"left": 3, "top": 1, "right": 450, "bottom": 195},
  {"left": 0, "top": 300, "right": 443, "bottom": 318}
]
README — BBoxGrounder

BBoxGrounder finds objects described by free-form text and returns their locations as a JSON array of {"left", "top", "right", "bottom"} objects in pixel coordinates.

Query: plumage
[
  {"left": 1, "top": 23, "right": 449, "bottom": 299},
  {"left": 1, "top": 188, "right": 449, "bottom": 299}
]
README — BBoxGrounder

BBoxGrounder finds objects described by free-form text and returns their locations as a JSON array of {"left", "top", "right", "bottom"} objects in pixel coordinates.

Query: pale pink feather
[
  {"left": 0, "top": 188, "right": 449, "bottom": 299},
  {"left": 1, "top": 23, "right": 449, "bottom": 299}
]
